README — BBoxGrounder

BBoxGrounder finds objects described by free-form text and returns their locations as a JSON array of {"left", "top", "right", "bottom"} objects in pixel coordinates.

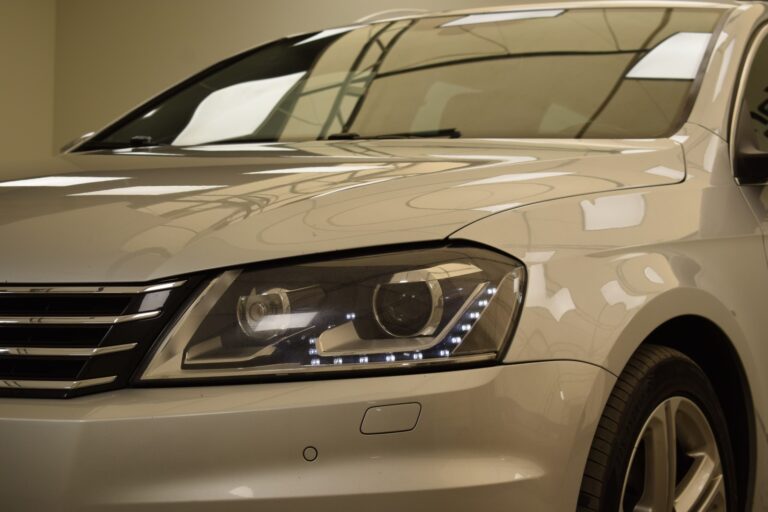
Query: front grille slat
[
  {"left": 0, "top": 311, "right": 162, "bottom": 325},
  {"left": 0, "top": 278, "right": 199, "bottom": 398},
  {"left": 0, "top": 281, "right": 186, "bottom": 295},
  {"left": 0, "top": 343, "right": 137, "bottom": 357},
  {"left": 0, "top": 376, "right": 117, "bottom": 390}
]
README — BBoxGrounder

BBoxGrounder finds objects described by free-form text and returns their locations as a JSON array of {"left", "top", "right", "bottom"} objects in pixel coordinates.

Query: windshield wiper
[
  {"left": 190, "top": 136, "right": 280, "bottom": 146},
  {"left": 181, "top": 129, "right": 461, "bottom": 147},
  {"left": 75, "top": 136, "right": 168, "bottom": 152},
  {"left": 129, "top": 135, "right": 160, "bottom": 147},
  {"left": 327, "top": 128, "right": 462, "bottom": 140}
]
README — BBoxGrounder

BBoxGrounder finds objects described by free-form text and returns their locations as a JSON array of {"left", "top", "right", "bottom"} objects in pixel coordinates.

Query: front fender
[{"left": 450, "top": 166, "right": 766, "bottom": 386}]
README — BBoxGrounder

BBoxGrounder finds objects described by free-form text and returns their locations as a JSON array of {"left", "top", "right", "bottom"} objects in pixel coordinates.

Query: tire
[{"left": 577, "top": 344, "right": 738, "bottom": 511}]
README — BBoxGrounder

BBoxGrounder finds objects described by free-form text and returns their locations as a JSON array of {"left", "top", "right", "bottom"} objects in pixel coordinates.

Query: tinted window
[
  {"left": 743, "top": 34, "right": 768, "bottom": 152},
  {"left": 83, "top": 7, "right": 724, "bottom": 149}
]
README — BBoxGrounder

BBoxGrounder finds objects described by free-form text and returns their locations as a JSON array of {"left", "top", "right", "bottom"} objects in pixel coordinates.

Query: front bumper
[{"left": 0, "top": 361, "right": 615, "bottom": 511}]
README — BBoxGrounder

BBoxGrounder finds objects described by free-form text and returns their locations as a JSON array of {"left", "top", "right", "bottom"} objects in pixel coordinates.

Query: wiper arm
[
  {"left": 327, "top": 128, "right": 462, "bottom": 140},
  {"left": 189, "top": 136, "right": 280, "bottom": 146},
  {"left": 185, "top": 129, "right": 461, "bottom": 145},
  {"left": 327, "top": 132, "right": 360, "bottom": 140},
  {"left": 75, "top": 136, "right": 168, "bottom": 152},
  {"left": 128, "top": 136, "right": 174, "bottom": 148},
  {"left": 372, "top": 128, "right": 462, "bottom": 139}
]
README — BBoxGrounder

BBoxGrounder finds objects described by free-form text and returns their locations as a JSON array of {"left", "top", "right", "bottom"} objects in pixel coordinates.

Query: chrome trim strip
[
  {"left": 0, "top": 343, "right": 137, "bottom": 357},
  {"left": 0, "top": 280, "right": 185, "bottom": 295},
  {"left": 0, "top": 376, "right": 116, "bottom": 390},
  {"left": 141, "top": 271, "right": 241, "bottom": 381},
  {"left": 0, "top": 311, "right": 161, "bottom": 325}
]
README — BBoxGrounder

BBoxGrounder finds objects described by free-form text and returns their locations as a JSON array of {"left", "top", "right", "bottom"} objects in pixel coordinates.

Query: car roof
[
  {"left": 370, "top": 0, "right": 744, "bottom": 23},
  {"left": 448, "top": 0, "right": 741, "bottom": 14}
]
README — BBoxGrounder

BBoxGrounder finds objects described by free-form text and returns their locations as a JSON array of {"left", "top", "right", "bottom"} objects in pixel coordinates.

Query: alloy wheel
[{"left": 620, "top": 397, "right": 726, "bottom": 512}]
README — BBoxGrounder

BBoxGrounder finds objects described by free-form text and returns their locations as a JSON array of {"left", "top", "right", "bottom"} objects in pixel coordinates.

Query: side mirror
[
  {"left": 735, "top": 98, "right": 768, "bottom": 185},
  {"left": 736, "top": 147, "right": 768, "bottom": 185},
  {"left": 59, "top": 131, "right": 96, "bottom": 154}
]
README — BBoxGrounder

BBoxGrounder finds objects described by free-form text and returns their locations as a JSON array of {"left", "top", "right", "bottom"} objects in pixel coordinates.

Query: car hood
[{"left": 0, "top": 139, "right": 684, "bottom": 283}]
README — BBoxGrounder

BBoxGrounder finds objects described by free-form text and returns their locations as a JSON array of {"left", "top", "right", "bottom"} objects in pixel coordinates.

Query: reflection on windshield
[
  {"left": 173, "top": 73, "right": 305, "bottom": 146},
  {"left": 85, "top": 6, "right": 725, "bottom": 150},
  {"left": 627, "top": 32, "right": 712, "bottom": 80},
  {"left": 294, "top": 26, "right": 363, "bottom": 46}
]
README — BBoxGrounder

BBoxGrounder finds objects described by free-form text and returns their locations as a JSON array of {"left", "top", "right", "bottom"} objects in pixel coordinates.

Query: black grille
[
  {"left": 0, "top": 295, "right": 132, "bottom": 315},
  {"left": 0, "top": 326, "right": 109, "bottom": 346},
  {"left": 0, "top": 278, "right": 202, "bottom": 398}
]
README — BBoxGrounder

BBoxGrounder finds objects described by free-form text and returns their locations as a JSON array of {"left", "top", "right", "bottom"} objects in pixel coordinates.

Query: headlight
[{"left": 140, "top": 246, "right": 525, "bottom": 381}]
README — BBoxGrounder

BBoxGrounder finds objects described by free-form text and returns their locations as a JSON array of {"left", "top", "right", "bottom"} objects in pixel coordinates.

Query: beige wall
[
  {"left": 0, "top": 0, "right": 57, "bottom": 175},
  {"left": 52, "top": 0, "right": 508, "bottom": 150}
]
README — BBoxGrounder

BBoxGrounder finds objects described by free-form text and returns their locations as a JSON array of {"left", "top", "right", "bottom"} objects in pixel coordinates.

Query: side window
[{"left": 743, "top": 32, "right": 768, "bottom": 152}]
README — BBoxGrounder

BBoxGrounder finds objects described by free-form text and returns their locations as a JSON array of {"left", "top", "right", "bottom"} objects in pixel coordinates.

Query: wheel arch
[
  {"left": 643, "top": 315, "right": 755, "bottom": 511},
  {"left": 614, "top": 294, "right": 756, "bottom": 511}
]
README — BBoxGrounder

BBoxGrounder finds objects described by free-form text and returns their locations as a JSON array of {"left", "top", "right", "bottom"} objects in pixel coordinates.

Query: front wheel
[{"left": 577, "top": 345, "right": 737, "bottom": 511}]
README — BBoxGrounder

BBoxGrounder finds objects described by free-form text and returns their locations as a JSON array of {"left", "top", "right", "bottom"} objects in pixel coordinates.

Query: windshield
[{"left": 81, "top": 7, "right": 725, "bottom": 150}]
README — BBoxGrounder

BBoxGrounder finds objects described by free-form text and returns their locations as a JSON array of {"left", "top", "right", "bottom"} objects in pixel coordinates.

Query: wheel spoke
[
  {"left": 675, "top": 453, "right": 718, "bottom": 511},
  {"left": 691, "top": 474, "right": 726, "bottom": 511},
  {"left": 636, "top": 400, "right": 677, "bottom": 511},
  {"left": 674, "top": 397, "right": 726, "bottom": 512}
]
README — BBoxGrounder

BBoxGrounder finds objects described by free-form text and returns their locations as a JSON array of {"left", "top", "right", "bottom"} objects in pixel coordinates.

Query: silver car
[{"left": 2, "top": 1, "right": 768, "bottom": 510}]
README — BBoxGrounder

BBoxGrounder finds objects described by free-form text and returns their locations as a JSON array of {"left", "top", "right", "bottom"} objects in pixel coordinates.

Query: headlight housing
[{"left": 140, "top": 246, "right": 525, "bottom": 382}]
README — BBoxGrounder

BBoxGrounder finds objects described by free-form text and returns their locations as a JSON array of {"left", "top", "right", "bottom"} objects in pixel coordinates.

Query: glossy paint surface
[
  {"left": 2, "top": 1, "right": 768, "bottom": 511},
  {"left": 452, "top": 3, "right": 768, "bottom": 505},
  {"left": 0, "top": 139, "right": 682, "bottom": 282},
  {"left": 0, "top": 362, "right": 614, "bottom": 511}
]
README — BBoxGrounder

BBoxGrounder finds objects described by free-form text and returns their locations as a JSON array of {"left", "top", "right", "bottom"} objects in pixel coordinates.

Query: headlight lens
[{"left": 140, "top": 246, "right": 525, "bottom": 381}]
